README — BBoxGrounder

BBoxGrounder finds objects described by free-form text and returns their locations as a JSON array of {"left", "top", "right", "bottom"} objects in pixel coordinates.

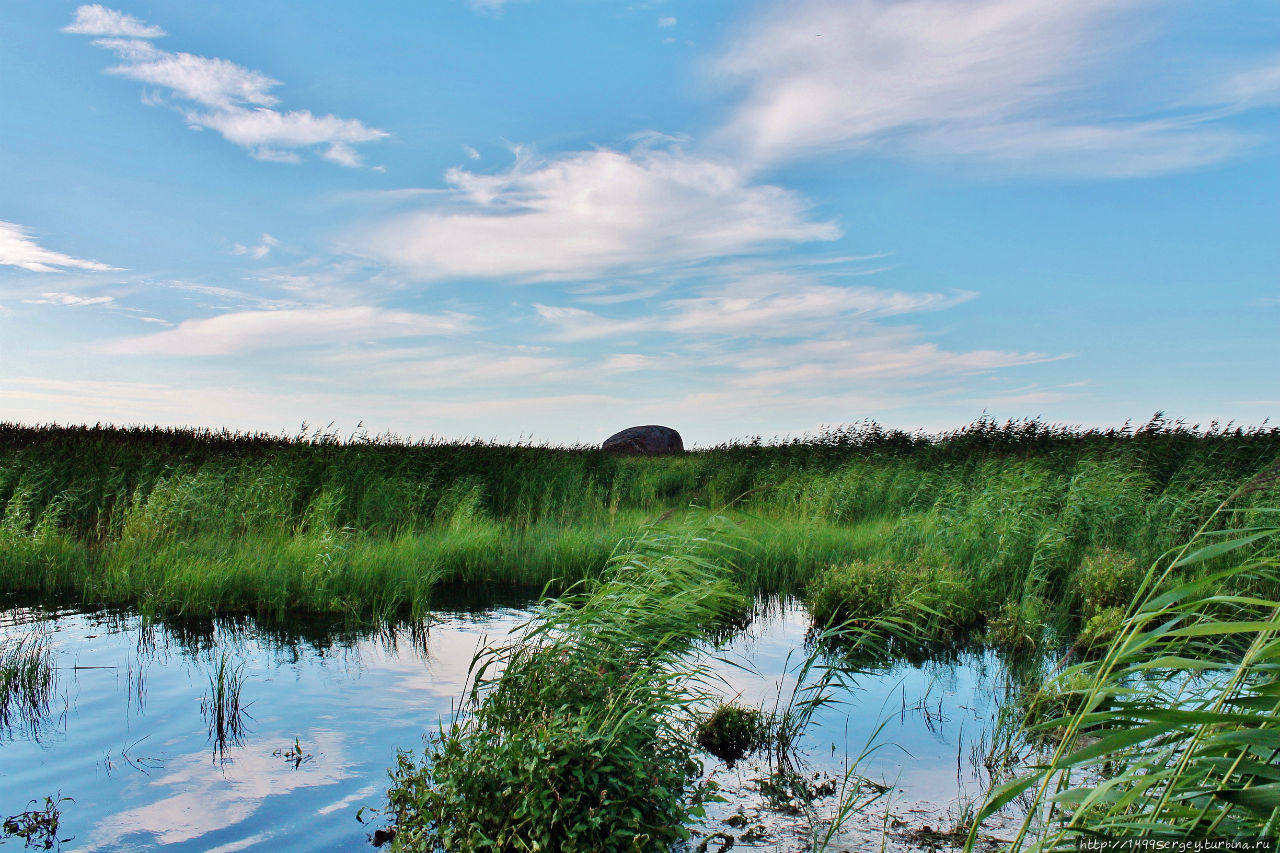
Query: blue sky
[{"left": 2, "top": 0, "right": 1278, "bottom": 445}]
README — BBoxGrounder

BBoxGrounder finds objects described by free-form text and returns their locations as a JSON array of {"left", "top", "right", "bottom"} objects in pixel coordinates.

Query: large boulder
[{"left": 601, "top": 425, "right": 684, "bottom": 455}]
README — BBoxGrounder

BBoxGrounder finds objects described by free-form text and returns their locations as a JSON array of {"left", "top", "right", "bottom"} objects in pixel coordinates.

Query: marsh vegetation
[{"left": 1, "top": 417, "right": 1278, "bottom": 850}]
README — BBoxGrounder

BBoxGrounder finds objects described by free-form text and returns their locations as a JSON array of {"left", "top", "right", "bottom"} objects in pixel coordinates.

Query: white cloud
[
  {"left": 64, "top": 5, "right": 165, "bottom": 38},
  {"left": 232, "top": 233, "right": 278, "bottom": 259},
  {"left": 658, "top": 16, "right": 677, "bottom": 28},
  {"left": 466, "top": 0, "right": 521, "bottom": 13},
  {"left": 1222, "top": 59, "right": 1280, "bottom": 108},
  {"left": 101, "top": 306, "right": 475, "bottom": 356},
  {"left": 535, "top": 278, "right": 969, "bottom": 341},
  {"left": 714, "top": 0, "right": 1266, "bottom": 174},
  {"left": 71, "top": 17, "right": 387, "bottom": 166},
  {"left": 189, "top": 108, "right": 387, "bottom": 164},
  {"left": 24, "top": 292, "right": 115, "bottom": 307},
  {"left": 357, "top": 142, "right": 839, "bottom": 281},
  {"left": 462, "top": 144, "right": 481, "bottom": 160},
  {"left": 716, "top": 334, "right": 1066, "bottom": 390},
  {"left": 664, "top": 282, "right": 971, "bottom": 335},
  {"left": 0, "top": 221, "right": 118, "bottom": 272},
  {"left": 103, "top": 45, "right": 280, "bottom": 108}
]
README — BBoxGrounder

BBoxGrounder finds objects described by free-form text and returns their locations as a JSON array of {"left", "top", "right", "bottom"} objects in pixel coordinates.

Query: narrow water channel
[{"left": 1, "top": 596, "right": 1033, "bottom": 851}]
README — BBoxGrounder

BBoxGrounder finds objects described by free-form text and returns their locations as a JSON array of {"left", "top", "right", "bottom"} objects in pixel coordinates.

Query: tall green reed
[{"left": 971, "top": 487, "right": 1280, "bottom": 848}]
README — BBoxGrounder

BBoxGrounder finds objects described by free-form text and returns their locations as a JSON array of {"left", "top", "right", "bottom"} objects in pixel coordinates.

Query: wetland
[{"left": 2, "top": 418, "right": 1278, "bottom": 850}]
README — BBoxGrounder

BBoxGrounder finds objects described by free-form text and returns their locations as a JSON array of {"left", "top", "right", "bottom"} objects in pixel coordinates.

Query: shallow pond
[{"left": 1, "top": 594, "right": 1034, "bottom": 851}]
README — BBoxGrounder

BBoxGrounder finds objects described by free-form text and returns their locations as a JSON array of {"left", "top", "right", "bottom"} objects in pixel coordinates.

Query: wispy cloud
[
  {"left": 63, "top": 4, "right": 165, "bottom": 38},
  {"left": 0, "top": 221, "right": 118, "bottom": 272},
  {"left": 23, "top": 292, "right": 115, "bottom": 307},
  {"left": 232, "top": 233, "right": 279, "bottom": 259},
  {"left": 535, "top": 278, "right": 969, "bottom": 341},
  {"left": 102, "top": 306, "right": 475, "bottom": 356},
  {"left": 355, "top": 139, "right": 839, "bottom": 281},
  {"left": 67, "top": 6, "right": 387, "bottom": 166},
  {"left": 714, "top": 0, "right": 1271, "bottom": 175}
]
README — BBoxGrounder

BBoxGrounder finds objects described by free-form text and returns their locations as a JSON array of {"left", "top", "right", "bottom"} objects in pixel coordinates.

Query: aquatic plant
[
  {"left": 2, "top": 793, "right": 72, "bottom": 849},
  {"left": 972, "top": 494, "right": 1280, "bottom": 849},
  {"left": 696, "top": 702, "right": 771, "bottom": 766},
  {"left": 201, "top": 652, "right": 248, "bottom": 755},
  {"left": 0, "top": 630, "right": 55, "bottom": 733},
  {"left": 386, "top": 516, "right": 747, "bottom": 852},
  {"left": 804, "top": 556, "right": 979, "bottom": 651}
]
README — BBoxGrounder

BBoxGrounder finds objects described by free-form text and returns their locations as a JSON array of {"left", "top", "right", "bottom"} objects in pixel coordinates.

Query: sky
[{"left": 1, "top": 0, "right": 1278, "bottom": 446}]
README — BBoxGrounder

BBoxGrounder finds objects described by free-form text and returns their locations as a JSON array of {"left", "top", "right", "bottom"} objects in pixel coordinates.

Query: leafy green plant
[
  {"left": 987, "top": 594, "right": 1048, "bottom": 654},
  {"left": 386, "top": 516, "right": 746, "bottom": 852},
  {"left": 1072, "top": 547, "right": 1145, "bottom": 618},
  {"left": 805, "top": 556, "right": 978, "bottom": 649},
  {"left": 3, "top": 794, "right": 72, "bottom": 850},
  {"left": 696, "top": 703, "right": 771, "bottom": 766}
]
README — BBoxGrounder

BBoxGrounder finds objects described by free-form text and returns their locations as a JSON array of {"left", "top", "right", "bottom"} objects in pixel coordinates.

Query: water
[{"left": 1, "top": 597, "right": 1032, "bottom": 851}]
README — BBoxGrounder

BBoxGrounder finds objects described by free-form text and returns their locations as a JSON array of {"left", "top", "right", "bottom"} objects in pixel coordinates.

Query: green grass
[
  {"left": 386, "top": 516, "right": 748, "bottom": 852},
  {"left": 2, "top": 417, "right": 1278, "bottom": 634}
]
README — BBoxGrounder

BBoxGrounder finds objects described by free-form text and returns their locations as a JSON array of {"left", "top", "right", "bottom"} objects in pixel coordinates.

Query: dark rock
[{"left": 601, "top": 425, "right": 684, "bottom": 455}]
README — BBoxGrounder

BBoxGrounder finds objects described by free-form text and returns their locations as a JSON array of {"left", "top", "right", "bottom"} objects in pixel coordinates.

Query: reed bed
[
  {"left": 971, "top": 497, "right": 1280, "bottom": 848},
  {"left": 1, "top": 417, "right": 1278, "bottom": 632}
]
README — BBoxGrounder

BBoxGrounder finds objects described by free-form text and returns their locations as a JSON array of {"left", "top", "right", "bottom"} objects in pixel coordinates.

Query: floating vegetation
[
  {"left": 2, "top": 794, "right": 72, "bottom": 850},
  {"left": 273, "top": 737, "right": 313, "bottom": 769},
  {"left": 696, "top": 703, "right": 772, "bottom": 767}
]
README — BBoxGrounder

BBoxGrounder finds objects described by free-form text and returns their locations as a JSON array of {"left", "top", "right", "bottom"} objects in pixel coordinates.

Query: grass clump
[
  {"left": 201, "top": 652, "right": 248, "bottom": 755},
  {"left": 805, "top": 556, "right": 978, "bottom": 648},
  {"left": 696, "top": 703, "right": 771, "bottom": 767},
  {"left": 1071, "top": 547, "right": 1145, "bottom": 619},
  {"left": 385, "top": 517, "right": 746, "bottom": 852},
  {"left": 0, "top": 631, "right": 55, "bottom": 733},
  {"left": 986, "top": 595, "right": 1049, "bottom": 654}
]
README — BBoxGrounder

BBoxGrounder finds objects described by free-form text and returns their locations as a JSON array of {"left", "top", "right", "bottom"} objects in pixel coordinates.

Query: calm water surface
[{"left": 1, "top": 596, "right": 1029, "bottom": 851}]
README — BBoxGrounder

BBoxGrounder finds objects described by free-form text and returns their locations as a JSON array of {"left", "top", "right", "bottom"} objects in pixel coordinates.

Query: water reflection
[{"left": 0, "top": 594, "right": 1037, "bottom": 852}]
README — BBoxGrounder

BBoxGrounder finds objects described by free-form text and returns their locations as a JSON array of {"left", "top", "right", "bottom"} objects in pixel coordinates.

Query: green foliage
[
  {"left": 385, "top": 518, "right": 745, "bottom": 852},
  {"left": 2, "top": 417, "right": 1279, "bottom": 627},
  {"left": 696, "top": 703, "right": 771, "bottom": 766},
  {"left": 1076, "top": 605, "right": 1126, "bottom": 653},
  {"left": 201, "top": 652, "right": 247, "bottom": 754},
  {"left": 1072, "top": 548, "right": 1145, "bottom": 618},
  {"left": 972, "top": 506, "right": 1280, "bottom": 850},
  {"left": 987, "top": 594, "right": 1049, "bottom": 654},
  {"left": 805, "top": 556, "right": 979, "bottom": 646}
]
